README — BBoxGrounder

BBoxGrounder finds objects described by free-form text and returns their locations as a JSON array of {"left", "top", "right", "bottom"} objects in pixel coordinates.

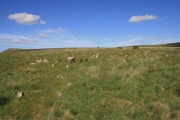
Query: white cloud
[
  {"left": 0, "top": 33, "right": 37, "bottom": 44},
  {"left": 144, "top": 37, "right": 166, "bottom": 41},
  {"left": 100, "top": 35, "right": 144, "bottom": 47},
  {"left": 8, "top": 12, "right": 40, "bottom": 25},
  {"left": 100, "top": 35, "right": 178, "bottom": 47},
  {"left": 5, "top": 39, "right": 36, "bottom": 44},
  {"left": 0, "top": 38, "right": 4, "bottom": 40},
  {"left": 40, "top": 20, "right": 46, "bottom": 24},
  {"left": 144, "top": 36, "right": 176, "bottom": 44},
  {"left": 129, "top": 14, "right": 158, "bottom": 23},
  {"left": 38, "top": 33, "right": 48, "bottom": 38},
  {"left": 161, "top": 16, "right": 168, "bottom": 20},
  {"left": 1, "top": 31, "right": 179, "bottom": 52},
  {"left": 40, "top": 28, "right": 69, "bottom": 33}
]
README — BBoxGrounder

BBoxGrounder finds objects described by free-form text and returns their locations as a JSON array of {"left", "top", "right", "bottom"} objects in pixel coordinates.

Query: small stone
[
  {"left": 54, "top": 61, "right": 58, "bottom": 64},
  {"left": 58, "top": 92, "right": 64, "bottom": 99},
  {"left": 67, "top": 83, "right": 72, "bottom": 86},
  {"left": 43, "top": 59, "right": 49, "bottom": 63},
  {"left": 17, "top": 91, "right": 24, "bottom": 98},
  {"left": 67, "top": 57, "right": 75, "bottom": 63},
  {"left": 66, "top": 65, "right": 69, "bottom": 69},
  {"left": 36, "top": 59, "right": 42, "bottom": 63},
  {"left": 52, "top": 64, "right": 55, "bottom": 68},
  {"left": 144, "top": 52, "right": 148, "bottom": 56},
  {"left": 80, "top": 58, "right": 88, "bottom": 62},
  {"left": 36, "top": 59, "right": 49, "bottom": 63},
  {"left": 161, "top": 87, "right": 165, "bottom": 92},
  {"left": 57, "top": 75, "right": 63, "bottom": 79},
  {"left": 91, "top": 55, "right": 95, "bottom": 59}
]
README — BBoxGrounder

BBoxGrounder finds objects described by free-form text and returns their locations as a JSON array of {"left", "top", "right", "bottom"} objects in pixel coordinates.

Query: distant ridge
[
  {"left": 2, "top": 42, "right": 180, "bottom": 53},
  {"left": 138, "top": 42, "right": 180, "bottom": 47},
  {"left": 165, "top": 42, "right": 180, "bottom": 47}
]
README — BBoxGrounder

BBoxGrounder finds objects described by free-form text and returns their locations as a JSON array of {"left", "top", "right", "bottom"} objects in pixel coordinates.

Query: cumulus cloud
[
  {"left": 8, "top": 12, "right": 40, "bottom": 25},
  {"left": 40, "top": 20, "right": 46, "bottom": 24},
  {"left": 129, "top": 14, "right": 158, "bottom": 23},
  {"left": 38, "top": 33, "right": 48, "bottom": 38}
]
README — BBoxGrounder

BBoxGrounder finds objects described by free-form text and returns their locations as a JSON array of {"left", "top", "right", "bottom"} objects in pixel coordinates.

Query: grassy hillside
[
  {"left": 0, "top": 47, "right": 180, "bottom": 120},
  {"left": 165, "top": 42, "right": 180, "bottom": 47},
  {"left": 137, "top": 42, "right": 180, "bottom": 48}
]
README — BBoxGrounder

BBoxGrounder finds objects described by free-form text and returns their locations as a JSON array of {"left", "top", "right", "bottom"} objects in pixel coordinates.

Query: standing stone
[
  {"left": 95, "top": 53, "right": 99, "bottom": 58},
  {"left": 66, "top": 65, "right": 69, "bottom": 69}
]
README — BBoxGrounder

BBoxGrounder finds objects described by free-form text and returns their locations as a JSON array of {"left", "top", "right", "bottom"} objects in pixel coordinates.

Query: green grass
[
  {"left": 137, "top": 42, "right": 180, "bottom": 47},
  {"left": 0, "top": 47, "right": 180, "bottom": 120}
]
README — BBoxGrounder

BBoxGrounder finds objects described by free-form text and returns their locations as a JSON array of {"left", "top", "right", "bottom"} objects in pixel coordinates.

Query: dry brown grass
[
  {"left": 86, "top": 65, "right": 99, "bottom": 78},
  {"left": 151, "top": 101, "right": 170, "bottom": 120}
]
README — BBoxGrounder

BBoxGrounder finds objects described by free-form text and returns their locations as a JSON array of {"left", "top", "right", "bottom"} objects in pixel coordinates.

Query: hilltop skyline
[{"left": 0, "top": 0, "right": 180, "bottom": 51}]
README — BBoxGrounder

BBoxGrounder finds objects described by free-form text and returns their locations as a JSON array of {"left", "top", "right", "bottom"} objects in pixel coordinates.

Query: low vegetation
[{"left": 0, "top": 46, "right": 179, "bottom": 119}]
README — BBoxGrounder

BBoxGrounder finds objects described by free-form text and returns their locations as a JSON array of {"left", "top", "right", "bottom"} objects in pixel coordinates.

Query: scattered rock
[
  {"left": 42, "top": 59, "right": 49, "bottom": 63},
  {"left": 80, "top": 58, "right": 88, "bottom": 62},
  {"left": 67, "top": 57, "right": 75, "bottom": 63},
  {"left": 17, "top": 91, "right": 24, "bottom": 98},
  {"left": 161, "top": 87, "right": 165, "bottom": 92},
  {"left": 91, "top": 53, "right": 99, "bottom": 59},
  {"left": 91, "top": 55, "right": 96, "bottom": 59},
  {"left": 36, "top": 59, "right": 49, "bottom": 63},
  {"left": 67, "top": 83, "right": 72, "bottom": 86},
  {"left": 144, "top": 52, "right": 148, "bottom": 56},
  {"left": 36, "top": 59, "right": 42, "bottom": 63},
  {"left": 58, "top": 92, "right": 64, "bottom": 99},
  {"left": 57, "top": 75, "right": 63, "bottom": 79},
  {"left": 54, "top": 61, "right": 58, "bottom": 64},
  {"left": 52, "top": 64, "right": 55, "bottom": 68},
  {"left": 66, "top": 65, "right": 69, "bottom": 69},
  {"left": 84, "top": 58, "right": 88, "bottom": 61}
]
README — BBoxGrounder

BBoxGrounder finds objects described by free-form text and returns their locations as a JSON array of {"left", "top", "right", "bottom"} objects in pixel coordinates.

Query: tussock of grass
[{"left": 0, "top": 47, "right": 179, "bottom": 119}]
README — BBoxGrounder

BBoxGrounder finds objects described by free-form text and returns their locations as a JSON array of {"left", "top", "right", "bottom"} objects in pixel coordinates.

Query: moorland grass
[{"left": 0, "top": 47, "right": 179, "bottom": 119}]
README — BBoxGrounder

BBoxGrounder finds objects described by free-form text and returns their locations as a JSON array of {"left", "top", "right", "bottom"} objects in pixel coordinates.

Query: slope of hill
[
  {"left": 137, "top": 42, "right": 180, "bottom": 47},
  {"left": 0, "top": 47, "right": 180, "bottom": 119},
  {"left": 165, "top": 42, "right": 180, "bottom": 47}
]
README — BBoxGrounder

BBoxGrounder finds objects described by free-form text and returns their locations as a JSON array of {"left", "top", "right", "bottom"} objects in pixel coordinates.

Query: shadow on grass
[{"left": 0, "top": 96, "right": 10, "bottom": 106}]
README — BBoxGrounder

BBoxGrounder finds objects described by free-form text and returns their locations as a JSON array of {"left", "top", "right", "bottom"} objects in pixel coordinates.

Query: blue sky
[{"left": 0, "top": 0, "right": 180, "bottom": 51}]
